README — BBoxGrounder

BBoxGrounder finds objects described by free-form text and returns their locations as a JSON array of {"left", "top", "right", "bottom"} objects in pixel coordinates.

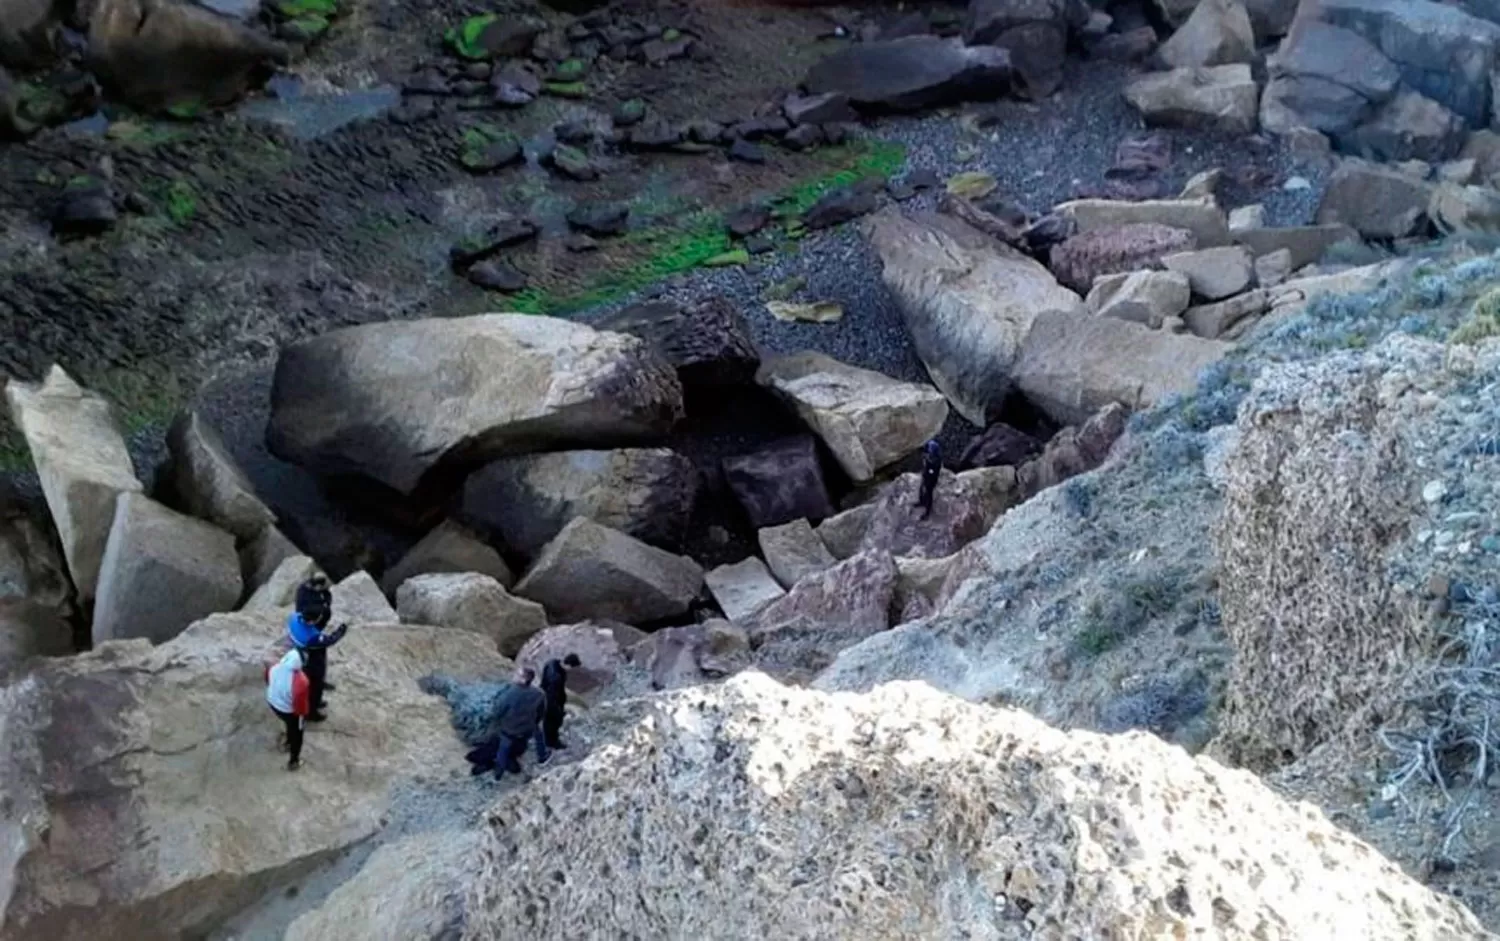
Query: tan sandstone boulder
[
  {"left": 396, "top": 572, "right": 547, "bottom": 657},
  {"left": 1157, "top": 0, "right": 1255, "bottom": 69},
  {"left": 869, "top": 209, "right": 1229, "bottom": 428},
  {"left": 1123, "top": 64, "right": 1260, "bottom": 136},
  {"left": 0, "top": 612, "right": 510, "bottom": 941},
  {"left": 704, "top": 557, "right": 786, "bottom": 622},
  {"left": 379, "top": 519, "right": 513, "bottom": 597},
  {"left": 756, "top": 351, "right": 948, "bottom": 483},
  {"left": 330, "top": 570, "right": 397, "bottom": 624},
  {"left": 267, "top": 314, "right": 684, "bottom": 496},
  {"left": 5, "top": 365, "right": 143, "bottom": 601},
  {"left": 514, "top": 518, "right": 703, "bottom": 624},
  {"left": 757, "top": 517, "right": 837, "bottom": 589},
  {"left": 460, "top": 673, "right": 1490, "bottom": 940}
]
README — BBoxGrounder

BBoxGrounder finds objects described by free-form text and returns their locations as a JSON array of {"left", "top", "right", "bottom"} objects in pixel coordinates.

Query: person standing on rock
[
  {"left": 288, "top": 575, "right": 347, "bottom": 722},
  {"left": 915, "top": 439, "right": 943, "bottom": 519},
  {"left": 540, "top": 654, "right": 582, "bottom": 751},
  {"left": 265, "top": 647, "right": 311, "bottom": 771}
]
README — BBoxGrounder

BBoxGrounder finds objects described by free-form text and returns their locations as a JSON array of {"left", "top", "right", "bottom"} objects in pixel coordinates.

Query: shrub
[
  {"left": 1450, "top": 287, "right": 1500, "bottom": 345},
  {"left": 1073, "top": 571, "right": 1181, "bottom": 657},
  {"left": 1097, "top": 675, "right": 1210, "bottom": 735}
]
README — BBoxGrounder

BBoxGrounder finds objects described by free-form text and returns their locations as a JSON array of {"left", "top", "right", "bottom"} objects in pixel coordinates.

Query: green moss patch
[
  {"left": 1452, "top": 286, "right": 1500, "bottom": 345},
  {"left": 165, "top": 181, "right": 198, "bottom": 226},
  {"left": 272, "top": 0, "right": 336, "bottom": 16},
  {"left": 447, "top": 14, "right": 498, "bottom": 60},
  {"left": 543, "top": 81, "right": 588, "bottom": 99}
]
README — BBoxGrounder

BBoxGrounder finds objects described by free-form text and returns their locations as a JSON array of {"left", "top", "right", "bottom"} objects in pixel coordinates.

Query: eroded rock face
[
  {"left": 462, "top": 673, "right": 1491, "bottom": 940},
  {"left": 756, "top": 352, "right": 948, "bottom": 483},
  {"left": 0, "top": 613, "right": 510, "bottom": 941},
  {"left": 266, "top": 314, "right": 684, "bottom": 496},
  {"left": 513, "top": 518, "right": 703, "bottom": 625},
  {"left": 5, "top": 366, "right": 142, "bottom": 602},
  {"left": 461, "top": 448, "right": 697, "bottom": 559}
]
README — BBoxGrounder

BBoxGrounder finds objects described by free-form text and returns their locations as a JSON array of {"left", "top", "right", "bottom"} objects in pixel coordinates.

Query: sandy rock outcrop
[
  {"left": 396, "top": 572, "right": 547, "bottom": 657},
  {"left": 756, "top": 352, "right": 948, "bottom": 483},
  {"left": 463, "top": 673, "right": 1490, "bottom": 940},
  {"left": 5, "top": 366, "right": 142, "bottom": 602},
  {"left": 869, "top": 209, "right": 1228, "bottom": 427},
  {"left": 0, "top": 612, "right": 509, "bottom": 941},
  {"left": 267, "top": 314, "right": 684, "bottom": 496},
  {"left": 514, "top": 518, "right": 703, "bottom": 624}
]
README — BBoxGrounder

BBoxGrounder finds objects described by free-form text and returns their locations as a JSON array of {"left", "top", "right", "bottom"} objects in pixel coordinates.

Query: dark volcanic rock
[
  {"left": 803, "top": 185, "right": 881, "bottom": 230},
  {"left": 726, "top": 204, "right": 772, "bottom": 237},
  {"left": 466, "top": 17, "right": 546, "bottom": 59},
  {"left": 685, "top": 119, "right": 726, "bottom": 143},
  {"left": 554, "top": 119, "right": 595, "bottom": 144},
  {"left": 721, "top": 436, "right": 835, "bottom": 529},
  {"left": 783, "top": 91, "right": 857, "bottom": 125},
  {"left": 729, "top": 138, "right": 767, "bottom": 163},
  {"left": 466, "top": 260, "right": 527, "bottom": 292},
  {"left": 803, "top": 35, "right": 1012, "bottom": 111},
  {"left": 52, "top": 179, "right": 116, "bottom": 237},
  {"left": 567, "top": 203, "right": 630, "bottom": 237},
  {"left": 627, "top": 118, "right": 684, "bottom": 150},
  {"left": 596, "top": 293, "right": 760, "bottom": 393},
  {"left": 732, "top": 115, "right": 790, "bottom": 140},
  {"left": 449, "top": 216, "right": 539, "bottom": 268},
  {"left": 782, "top": 123, "right": 824, "bottom": 151},
  {"left": 960, "top": 422, "right": 1046, "bottom": 469}
]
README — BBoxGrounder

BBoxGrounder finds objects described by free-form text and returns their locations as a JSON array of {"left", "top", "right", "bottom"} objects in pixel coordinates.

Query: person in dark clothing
[
  {"left": 915, "top": 439, "right": 942, "bottom": 518},
  {"left": 288, "top": 576, "right": 347, "bottom": 722},
  {"left": 540, "top": 653, "right": 581, "bottom": 750},
  {"left": 467, "top": 679, "right": 549, "bottom": 779}
]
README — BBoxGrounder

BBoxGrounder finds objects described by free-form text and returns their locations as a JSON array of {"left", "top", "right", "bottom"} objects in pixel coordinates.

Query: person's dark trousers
[
  {"left": 543, "top": 703, "right": 565, "bottom": 749},
  {"left": 271, "top": 706, "right": 303, "bottom": 764},
  {"left": 466, "top": 738, "right": 499, "bottom": 774},
  {"left": 917, "top": 471, "right": 938, "bottom": 517},
  {"left": 495, "top": 733, "right": 529, "bottom": 778},
  {"left": 301, "top": 646, "right": 329, "bottom": 712}
]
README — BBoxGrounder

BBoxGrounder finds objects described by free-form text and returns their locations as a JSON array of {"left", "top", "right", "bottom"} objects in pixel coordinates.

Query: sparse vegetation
[
  {"left": 165, "top": 181, "right": 198, "bottom": 226},
  {"left": 1074, "top": 572, "right": 1182, "bottom": 657},
  {"left": 1451, "top": 287, "right": 1500, "bottom": 345},
  {"left": 446, "top": 14, "right": 498, "bottom": 60}
]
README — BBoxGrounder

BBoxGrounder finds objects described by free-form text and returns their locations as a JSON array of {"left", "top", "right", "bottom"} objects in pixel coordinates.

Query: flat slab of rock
[
  {"left": 1087, "top": 270, "right": 1192, "bottom": 326},
  {"left": 461, "top": 448, "right": 697, "bottom": 559},
  {"left": 803, "top": 35, "right": 1012, "bottom": 111},
  {"left": 1123, "top": 64, "right": 1260, "bottom": 137},
  {"left": 1316, "top": 158, "right": 1434, "bottom": 238},
  {"left": 1161, "top": 245, "right": 1254, "bottom": 300},
  {"left": 1053, "top": 196, "right": 1230, "bottom": 247},
  {"left": 595, "top": 294, "right": 760, "bottom": 393},
  {"left": 5, "top": 366, "right": 143, "bottom": 602},
  {"left": 756, "top": 352, "right": 949, "bottom": 483},
  {"left": 704, "top": 558, "right": 786, "bottom": 622},
  {"left": 815, "top": 504, "right": 877, "bottom": 560},
  {"left": 744, "top": 549, "right": 898, "bottom": 681},
  {"left": 267, "top": 314, "right": 684, "bottom": 496},
  {"left": 379, "top": 519, "right": 513, "bottom": 597},
  {"left": 758, "top": 518, "right": 838, "bottom": 589},
  {"left": 164, "top": 410, "right": 275, "bottom": 542},
  {"left": 721, "top": 436, "right": 834, "bottom": 529},
  {"left": 396, "top": 572, "right": 547, "bottom": 656},
  {"left": 514, "top": 518, "right": 704, "bottom": 624},
  {"left": 1232, "top": 224, "right": 1359, "bottom": 270},
  {"left": 92, "top": 494, "right": 241, "bottom": 646}
]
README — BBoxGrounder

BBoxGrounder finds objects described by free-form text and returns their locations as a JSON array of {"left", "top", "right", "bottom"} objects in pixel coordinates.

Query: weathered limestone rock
[
  {"left": 802, "top": 35, "right": 1013, "bottom": 112},
  {"left": 164, "top": 409, "right": 274, "bottom": 542},
  {"left": 514, "top": 620, "right": 647, "bottom": 695},
  {"left": 1123, "top": 64, "right": 1260, "bottom": 136},
  {"left": 744, "top": 549, "right": 897, "bottom": 680},
  {"left": 92, "top": 494, "right": 241, "bottom": 646},
  {"left": 1260, "top": 22, "right": 1400, "bottom": 136},
  {"left": 5, "top": 366, "right": 142, "bottom": 601},
  {"left": 331, "top": 570, "right": 397, "bottom": 624},
  {"left": 514, "top": 518, "right": 703, "bottom": 624},
  {"left": 815, "top": 503, "right": 877, "bottom": 560},
  {"left": 238, "top": 524, "right": 299, "bottom": 599},
  {"left": 0, "top": 505, "right": 74, "bottom": 667},
  {"left": 755, "top": 352, "right": 948, "bottom": 483},
  {"left": 461, "top": 673, "right": 1491, "bottom": 940},
  {"left": 704, "top": 558, "right": 786, "bottom": 622},
  {"left": 1228, "top": 203, "right": 1265, "bottom": 230},
  {"left": 630, "top": 619, "right": 751, "bottom": 690},
  {"left": 1161, "top": 244, "right": 1255, "bottom": 300},
  {"left": 1157, "top": 0, "right": 1255, "bottom": 69},
  {"left": 1182, "top": 289, "right": 1269, "bottom": 339},
  {"left": 1316, "top": 158, "right": 1434, "bottom": 238},
  {"left": 856, "top": 471, "right": 991, "bottom": 558},
  {"left": 1343, "top": 89, "right": 1467, "bottom": 163},
  {"left": 0, "top": 612, "right": 509, "bottom": 941},
  {"left": 379, "top": 519, "right": 513, "bottom": 597},
  {"left": 267, "top": 314, "right": 684, "bottom": 496},
  {"left": 1086, "top": 269, "right": 1192, "bottom": 326},
  {"left": 868, "top": 209, "right": 1229, "bottom": 428},
  {"left": 758, "top": 518, "right": 838, "bottom": 589},
  {"left": 1053, "top": 196, "right": 1231, "bottom": 246},
  {"left": 721, "top": 436, "right": 834, "bottom": 529},
  {"left": 396, "top": 572, "right": 547, "bottom": 656},
  {"left": 461, "top": 448, "right": 697, "bottom": 558},
  {"left": 241, "top": 554, "right": 318, "bottom": 612},
  {"left": 1253, "top": 248, "right": 1293, "bottom": 287},
  {"left": 1050, "top": 223, "right": 1197, "bottom": 294}
]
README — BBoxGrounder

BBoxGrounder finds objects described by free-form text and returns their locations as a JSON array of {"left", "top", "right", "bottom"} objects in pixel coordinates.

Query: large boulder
[
  {"left": 86, "top": 0, "right": 288, "bottom": 111},
  {"left": 92, "top": 493, "right": 241, "bottom": 646},
  {"left": 266, "top": 314, "right": 684, "bottom": 497},
  {"left": 855, "top": 471, "right": 992, "bottom": 558},
  {"left": 1342, "top": 89, "right": 1467, "bottom": 163},
  {"left": 1049, "top": 223, "right": 1197, "bottom": 294},
  {"left": 744, "top": 549, "right": 898, "bottom": 680},
  {"left": 815, "top": 503, "right": 877, "bottom": 560},
  {"left": 461, "top": 673, "right": 1490, "bottom": 940},
  {"left": 721, "top": 436, "right": 834, "bottom": 529},
  {"left": 330, "top": 570, "right": 397, "bottom": 624},
  {"left": 1429, "top": 181, "right": 1500, "bottom": 232},
  {"left": 461, "top": 448, "right": 697, "bottom": 559},
  {"left": 867, "top": 209, "right": 1229, "bottom": 428},
  {"left": 1260, "top": 22, "right": 1400, "bottom": 136},
  {"left": 1318, "top": 0, "right": 1500, "bottom": 127},
  {"left": 513, "top": 518, "right": 704, "bottom": 625},
  {"left": 1161, "top": 245, "right": 1255, "bottom": 301},
  {"left": 0, "top": 504, "right": 74, "bottom": 668},
  {"left": 630, "top": 619, "right": 751, "bottom": 690},
  {"left": 163, "top": 409, "right": 274, "bottom": 542},
  {"left": 704, "top": 558, "right": 785, "bottom": 622},
  {"left": 594, "top": 295, "right": 760, "bottom": 396},
  {"left": 5, "top": 366, "right": 143, "bottom": 602},
  {"left": 757, "top": 518, "right": 837, "bottom": 589},
  {"left": 378, "top": 519, "right": 513, "bottom": 597},
  {"left": 1052, "top": 196, "right": 1231, "bottom": 246},
  {"left": 0, "top": 613, "right": 509, "bottom": 941},
  {"left": 1316, "top": 158, "right": 1434, "bottom": 238},
  {"left": 963, "top": 0, "right": 1079, "bottom": 99},
  {"left": 514, "top": 620, "right": 647, "bottom": 696},
  {"left": 1157, "top": 0, "right": 1255, "bottom": 69},
  {"left": 1232, "top": 223, "right": 1360, "bottom": 270},
  {"left": 396, "top": 572, "right": 547, "bottom": 656},
  {"left": 242, "top": 553, "right": 318, "bottom": 612},
  {"left": 802, "top": 35, "right": 1012, "bottom": 112},
  {"left": 0, "top": 0, "right": 60, "bottom": 70},
  {"left": 755, "top": 352, "right": 949, "bottom": 483},
  {"left": 238, "top": 524, "right": 299, "bottom": 599},
  {"left": 1085, "top": 269, "right": 1193, "bottom": 326},
  {"left": 1123, "top": 64, "right": 1260, "bottom": 136}
]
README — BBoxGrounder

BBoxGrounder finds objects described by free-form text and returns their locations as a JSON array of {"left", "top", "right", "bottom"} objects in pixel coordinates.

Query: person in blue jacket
[{"left": 287, "top": 575, "right": 347, "bottom": 722}]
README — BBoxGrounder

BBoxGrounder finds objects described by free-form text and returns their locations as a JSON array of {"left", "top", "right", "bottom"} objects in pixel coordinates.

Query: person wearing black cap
[{"left": 287, "top": 575, "right": 347, "bottom": 722}]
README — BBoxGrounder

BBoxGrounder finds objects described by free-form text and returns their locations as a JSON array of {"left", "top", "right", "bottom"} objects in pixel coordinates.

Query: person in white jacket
[{"left": 265, "top": 648, "right": 312, "bottom": 771}]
